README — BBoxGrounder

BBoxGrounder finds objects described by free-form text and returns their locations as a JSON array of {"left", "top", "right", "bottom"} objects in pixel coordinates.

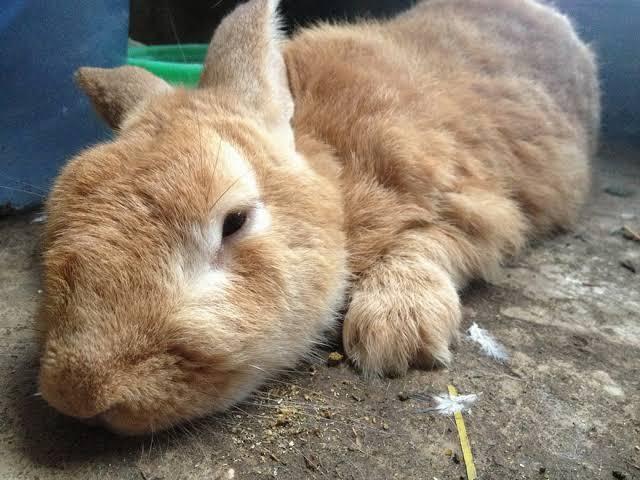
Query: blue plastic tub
[{"left": 0, "top": 0, "right": 129, "bottom": 212}]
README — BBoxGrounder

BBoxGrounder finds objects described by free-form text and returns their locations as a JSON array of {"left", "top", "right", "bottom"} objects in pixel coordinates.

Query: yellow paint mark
[{"left": 448, "top": 384, "right": 477, "bottom": 480}]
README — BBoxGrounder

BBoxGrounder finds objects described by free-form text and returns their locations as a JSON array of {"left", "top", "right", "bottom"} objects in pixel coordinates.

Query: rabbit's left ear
[
  {"left": 199, "top": 0, "right": 294, "bottom": 146},
  {"left": 75, "top": 66, "right": 172, "bottom": 130}
]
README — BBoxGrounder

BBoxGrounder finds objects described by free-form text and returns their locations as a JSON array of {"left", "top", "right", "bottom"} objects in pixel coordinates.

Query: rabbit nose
[{"left": 39, "top": 359, "right": 119, "bottom": 420}]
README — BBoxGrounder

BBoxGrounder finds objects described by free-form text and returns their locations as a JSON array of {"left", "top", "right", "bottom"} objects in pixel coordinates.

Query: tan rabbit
[{"left": 38, "top": 0, "right": 599, "bottom": 434}]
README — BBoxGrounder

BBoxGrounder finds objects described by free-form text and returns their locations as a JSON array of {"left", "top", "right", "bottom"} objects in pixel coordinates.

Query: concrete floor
[{"left": 1, "top": 142, "right": 639, "bottom": 480}]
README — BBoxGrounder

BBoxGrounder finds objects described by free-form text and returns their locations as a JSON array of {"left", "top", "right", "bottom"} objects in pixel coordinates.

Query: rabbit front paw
[{"left": 342, "top": 262, "right": 460, "bottom": 377}]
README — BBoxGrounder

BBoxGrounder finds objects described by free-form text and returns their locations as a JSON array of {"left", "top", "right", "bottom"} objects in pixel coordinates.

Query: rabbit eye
[{"left": 222, "top": 211, "right": 248, "bottom": 238}]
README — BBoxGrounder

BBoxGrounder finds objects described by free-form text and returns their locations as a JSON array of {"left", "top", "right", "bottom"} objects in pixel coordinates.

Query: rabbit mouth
[
  {"left": 93, "top": 368, "right": 260, "bottom": 435},
  {"left": 97, "top": 403, "right": 186, "bottom": 436}
]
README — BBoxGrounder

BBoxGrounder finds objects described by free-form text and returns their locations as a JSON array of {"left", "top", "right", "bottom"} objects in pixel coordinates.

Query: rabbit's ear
[
  {"left": 75, "top": 66, "right": 172, "bottom": 130},
  {"left": 200, "top": 0, "right": 294, "bottom": 145}
]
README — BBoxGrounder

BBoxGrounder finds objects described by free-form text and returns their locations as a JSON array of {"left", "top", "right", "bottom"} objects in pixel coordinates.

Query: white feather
[
  {"left": 467, "top": 322, "right": 508, "bottom": 362},
  {"left": 421, "top": 393, "right": 478, "bottom": 415},
  {"left": 31, "top": 214, "right": 47, "bottom": 224}
]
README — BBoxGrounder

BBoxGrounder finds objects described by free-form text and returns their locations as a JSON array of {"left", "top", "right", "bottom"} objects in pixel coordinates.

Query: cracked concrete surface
[{"left": 1, "top": 142, "right": 639, "bottom": 479}]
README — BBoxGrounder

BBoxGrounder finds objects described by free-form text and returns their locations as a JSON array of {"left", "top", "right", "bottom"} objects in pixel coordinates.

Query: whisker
[
  {"left": 211, "top": 170, "right": 252, "bottom": 210},
  {"left": 148, "top": 422, "right": 155, "bottom": 459},
  {"left": 244, "top": 363, "right": 320, "bottom": 376},
  {"left": 241, "top": 391, "right": 388, "bottom": 423},
  {"left": 235, "top": 398, "right": 399, "bottom": 439},
  {"left": 164, "top": 0, "right": 209, "bottom": 203},
  {"left": 165, "top": 0, "right": 187, "bottom": 72},
  {"left": 0, "top": 185, "right": 45, "bottom": 198},
  {"left": 213, "top": 135, "right": 223, "bottom": 183},
  {"left": 0, "top": 173, "right": 47, "bottom": 193},
  {"left": 248, "top": 364, "right": 351, "bottom": 399}
]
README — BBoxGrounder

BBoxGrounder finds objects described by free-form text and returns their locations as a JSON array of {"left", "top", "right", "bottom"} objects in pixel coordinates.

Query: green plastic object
[{"left": 127, "top": 44, "right": 208, "bottom": 87}]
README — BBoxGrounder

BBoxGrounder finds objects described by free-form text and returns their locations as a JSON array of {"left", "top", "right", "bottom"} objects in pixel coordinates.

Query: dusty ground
[{"left": 1, "top": 142, "right": 639, "bottom": 480}]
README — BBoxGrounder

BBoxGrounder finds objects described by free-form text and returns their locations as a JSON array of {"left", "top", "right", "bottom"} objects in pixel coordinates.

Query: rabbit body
[
  {"left": 285, "top": 0, "right": 599, "bottom": 373},
  {"left": 38, "top": 0, "right": 599, "bottom": 434}
]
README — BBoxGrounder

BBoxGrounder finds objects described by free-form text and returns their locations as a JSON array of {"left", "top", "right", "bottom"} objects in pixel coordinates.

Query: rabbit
[{"left": 37, "top": 0, "right": 599, "bottom": 434}]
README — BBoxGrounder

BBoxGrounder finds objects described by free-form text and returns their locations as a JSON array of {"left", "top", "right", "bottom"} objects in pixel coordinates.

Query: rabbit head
[{"left": 38, "top": 0, "right": 347, "bottom": 434}]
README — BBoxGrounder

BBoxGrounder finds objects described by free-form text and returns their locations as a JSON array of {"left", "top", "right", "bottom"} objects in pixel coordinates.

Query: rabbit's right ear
[{"left": 199, "top": 0, "right": 294, "bottom": 147}]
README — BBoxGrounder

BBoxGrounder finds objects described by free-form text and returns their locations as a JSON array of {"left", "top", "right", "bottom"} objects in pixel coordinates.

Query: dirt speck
[
  {"left": 327, "top": 351, "right": 344, "bottom": 366},
  {"left": 620, "top": 258, "right": 637, "bottom": 273},
  {"left": 604, "top": 185, "right": 636, "bottom": 197}
]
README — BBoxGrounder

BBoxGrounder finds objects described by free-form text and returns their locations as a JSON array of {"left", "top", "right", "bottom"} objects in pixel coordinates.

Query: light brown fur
[{"left": 38, "top": 0, "right": 599, "bottom": 433}]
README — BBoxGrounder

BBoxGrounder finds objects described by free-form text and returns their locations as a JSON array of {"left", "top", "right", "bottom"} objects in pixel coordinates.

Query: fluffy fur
[{"left": 38, "top": 0, "right": 599, "bottom": 434}]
